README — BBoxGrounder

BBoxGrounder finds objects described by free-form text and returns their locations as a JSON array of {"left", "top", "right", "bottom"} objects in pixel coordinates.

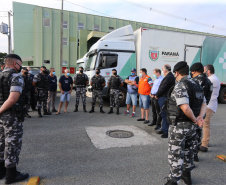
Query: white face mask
[
  {"left": 161, "top": 70, "right": 164, "bottom": 76},
  {"left": 139, "top": 73, "right": 142, "bottom": 77}
]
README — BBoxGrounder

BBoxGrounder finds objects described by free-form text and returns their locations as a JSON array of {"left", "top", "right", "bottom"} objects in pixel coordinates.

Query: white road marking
[{"left": 85, "top": 125, "right": 161, "bottom": 149}]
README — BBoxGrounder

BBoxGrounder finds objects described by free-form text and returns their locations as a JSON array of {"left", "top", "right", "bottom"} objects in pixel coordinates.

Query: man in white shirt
[{"left": 200, "top": 64, "right": 220, "bottom": 152}]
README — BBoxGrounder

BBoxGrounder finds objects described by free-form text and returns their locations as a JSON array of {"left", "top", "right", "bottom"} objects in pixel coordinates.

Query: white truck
[
  {"left": 84, "top": 25, "right": 226, "bottom": 105},
  {"left": 76, "top": 53, "right": 88, "bottom": 74}
]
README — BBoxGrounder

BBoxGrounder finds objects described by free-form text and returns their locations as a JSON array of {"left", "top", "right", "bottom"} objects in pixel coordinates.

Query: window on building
[
  {"left": 63, "top": 21, "right": 68, "bottom": 29},
  {"left": 98, "top": 53, "right": 118, "bottom": 69},
  {"left": 62, "top": 61, "right": 68, "bottom": 66},
  {"left": 109, "top": 27, "right": 114, "bottom": 32},
  {"left": 93, "top": 25, "right": 99, "bottom": 31},
  {"left": 44, "top": 60, "right": 50, "bottom": 64},
  {"left": 43, "top": 18, "right": 51, "bottom": 27},
  {"left": 78, "top": 23, "right": 84, "bottom": 31},
  {"left": 63, "top": 38, "right": 68, "bottom": 45}
]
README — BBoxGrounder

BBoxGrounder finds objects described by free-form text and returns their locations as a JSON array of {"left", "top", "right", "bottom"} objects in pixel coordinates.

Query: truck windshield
[{"left": 86, "top": 54, "right": 97, "bottom": 71}]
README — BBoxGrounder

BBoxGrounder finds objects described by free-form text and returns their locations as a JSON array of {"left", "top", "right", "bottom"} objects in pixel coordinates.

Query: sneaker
[
  {"left": 143, "top": 120, "right": 150, "bottom": 124},
  {"left": 161, "top": 133, "right": 168, "bottom": 138},
  {"left": 137, "top": 118, "right": 145, "bottom": 121},
  {"left": 124, "top": 111, "right": 130, "bottom": 116},
  {"left": 131, "top": 113, "right": 135, "bottom": 118},
  {"left": 200, "top": 146, "right": 208, "bottom": 152}
]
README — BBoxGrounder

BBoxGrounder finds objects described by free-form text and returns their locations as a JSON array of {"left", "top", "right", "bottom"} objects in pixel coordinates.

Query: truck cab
[{"left": 85, "top": 25, "right": 136, "bottom": 105}]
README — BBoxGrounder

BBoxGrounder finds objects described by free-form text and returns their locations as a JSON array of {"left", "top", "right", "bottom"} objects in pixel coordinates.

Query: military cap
[
  {"left": 190, "top": 62, "right": 204, "bottom": 72},
  {"left": 173, "top": 61, "right": 187, "bottom": 73},
  {"left": 5, "top": 54, "right": 22, "bottom": 62}
]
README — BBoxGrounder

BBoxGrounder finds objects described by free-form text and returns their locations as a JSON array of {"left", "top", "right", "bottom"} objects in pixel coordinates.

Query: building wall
[{"left": 13, "top": 2, "right": 226, "bottom": 76}]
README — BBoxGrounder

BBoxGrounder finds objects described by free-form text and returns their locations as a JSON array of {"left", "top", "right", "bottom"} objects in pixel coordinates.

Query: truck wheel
[
  {"left": 218, "top": 87, "right": 226, "bottom": 104},
  {"left": 119, "top": 87, "right": 127, "bottom": 107}
]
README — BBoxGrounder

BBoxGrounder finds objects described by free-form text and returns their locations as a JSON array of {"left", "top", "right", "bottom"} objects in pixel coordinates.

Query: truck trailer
[{"left": 84, "top": 25, "right": 226, "bottom": 105}]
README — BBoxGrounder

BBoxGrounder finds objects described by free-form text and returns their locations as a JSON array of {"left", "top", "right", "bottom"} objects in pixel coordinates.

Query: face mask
[
  {"left": 96, "top": 71, "right": 100, "bottom": 75},
  {"left": 15, "top": 64, "right": 22, "bottom": 73},
  {"left": 131, "top": 72, "right": 135, "bottom": 76},
  {"left": 66, "top": 73, "right": 70, "bottom": 76},
  {"left": 80, "top": 70, "right": 83, "bottom": 73},
  {"left": 139, "top": 73, "right": 142, "bottom": 77},
  {"left": 153, "top": 74, "right": 157, "bottom": 78},
  {"left": 52, "top": 72, "right": 56, "bottom": 75},
  {"left": 190, "top": 72, "right": 193, "bottom": 78},
  {"left": 113, "top": 72, "right": 117, "bottom": 75},
  {"left": 28, "top": 70, "right": 31, "bottom": 74},
  {"left": 24, "top": 72, "right": 28, "bottom": 75}
]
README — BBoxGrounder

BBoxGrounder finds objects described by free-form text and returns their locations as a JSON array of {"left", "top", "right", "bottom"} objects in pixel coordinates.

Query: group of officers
[{"left": 0, "top": 53, "right": 217, "bottom": 185}]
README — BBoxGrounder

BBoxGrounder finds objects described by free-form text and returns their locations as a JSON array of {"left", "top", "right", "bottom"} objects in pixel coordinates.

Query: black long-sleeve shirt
[{"left": 155, "top": 72, "right": 175, "bottom": 98}]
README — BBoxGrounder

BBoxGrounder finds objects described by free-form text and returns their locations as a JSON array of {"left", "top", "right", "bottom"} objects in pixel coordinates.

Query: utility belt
[
  {"left": 168, "top": 116, "right": 192, "bottom": 126},
  {"left": 76, "top": 85, "right": 86, "bottom": 88}
]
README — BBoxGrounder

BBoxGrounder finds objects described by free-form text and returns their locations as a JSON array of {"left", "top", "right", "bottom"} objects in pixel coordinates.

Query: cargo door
[{"left": 184, "top": 45, "right": 202, "bottom": 65}]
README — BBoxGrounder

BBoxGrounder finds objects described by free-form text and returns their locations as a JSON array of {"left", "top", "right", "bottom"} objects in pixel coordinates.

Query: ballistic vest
[
  {"left": 193, "top": 73, "right": 212, "bottom": 105},
  {"left": 109, "top": 75, "right": 121, "bottom": 89},
  {"left": 92, "top": 75, "right": 104, "bottom": 90},
  {"left": 167, "top": 77, "right": 204, "bottom": 122},
  {"left": 36, "top": 73, "right": 48, "bottom": 89},
  {"left": 127, "top": 75, "right": 138, "bottom": 94},
  {"left": 76, "top": 73, "right": 87, "bottom": 87}
]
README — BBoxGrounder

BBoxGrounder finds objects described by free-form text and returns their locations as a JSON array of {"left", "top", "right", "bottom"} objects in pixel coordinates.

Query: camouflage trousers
[
  {"left": 25, "top": 92, "right": 31, "bottom": 110},
  {"left": 37, "top": 89, "right": 47, "bottom": 110},
  {"left": 0, "top": 112, "right": 23, "bottom": 168},
  {"left": 110, "top": 89, "right": 119, "bottom": 108},
  {"left": 76, "top": 87, "right": 86, "bottom": 106},
  {"left": 168, "top": 122, "right": 196, "bottom": 183},
  {"left": 92, "top": 90, "right": 103, "bottom": 107},
  {"left": 193, "top": 125, "right": 202, "bottom": 155}
]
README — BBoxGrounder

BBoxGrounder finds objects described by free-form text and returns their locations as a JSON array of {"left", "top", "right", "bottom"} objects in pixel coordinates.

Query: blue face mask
[
  {"left": 66, "top": 73, "right": 70, "bottom": 76},
  {"left": 153, "top": 74, "right": 157, "bottom": 78},
  {"left": 139, "top": 73, "right": 142, "bottom": 77},
  {"left": 52, "top": 72, "right": 56, "bottom": 75},
  {"left": 131, "top": 72, "right": 135, "bottom": 76}
]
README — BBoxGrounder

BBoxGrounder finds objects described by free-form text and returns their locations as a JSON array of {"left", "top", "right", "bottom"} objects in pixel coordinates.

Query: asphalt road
[{"left": 1, "top": 94, "right": 226, "bottom": 185}]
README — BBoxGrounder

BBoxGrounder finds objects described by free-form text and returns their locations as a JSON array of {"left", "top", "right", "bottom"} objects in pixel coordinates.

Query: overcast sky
[{"left": 0, "top": 0, "right": 226, "bottom": 53}]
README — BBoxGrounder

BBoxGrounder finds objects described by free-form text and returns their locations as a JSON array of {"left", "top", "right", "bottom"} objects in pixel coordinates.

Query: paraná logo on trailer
[{"left": 149, "top": 50, "right": 159, "bottom": 61}]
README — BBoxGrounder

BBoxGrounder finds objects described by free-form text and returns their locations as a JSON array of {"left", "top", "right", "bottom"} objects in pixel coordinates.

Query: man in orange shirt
[{"left": 134, "top": 68, "right": 153, "bottom": 124}]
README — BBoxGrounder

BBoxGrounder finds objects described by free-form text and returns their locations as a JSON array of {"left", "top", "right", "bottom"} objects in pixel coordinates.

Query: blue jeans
[{"left": 158, "top": 97, "right": 169, "bottom": 133}]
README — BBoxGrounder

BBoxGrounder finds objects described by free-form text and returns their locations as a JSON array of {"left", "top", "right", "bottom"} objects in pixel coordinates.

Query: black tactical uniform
[
  {"left": 89, "top": 74, "right": 105, "bottom": 113},
  {"left": 190, "top": 64, "right": 213, "bottom": 161},
  {"left": 0, "top": 55, "right": 29, "bottom": 184},
  {"left": 33, "top": 71, "right": 49, "bottom": 117},
  {"left": 165, "top": 62, "right": 205, "bottom": 185},
  {"left": 73, "top": 73, "right": 88, "bottom": 112}
]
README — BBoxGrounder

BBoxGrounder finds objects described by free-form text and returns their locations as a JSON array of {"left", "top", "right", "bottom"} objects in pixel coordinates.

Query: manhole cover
[{"left": 106, "top": 130, "right": 134, "bottom": 138}]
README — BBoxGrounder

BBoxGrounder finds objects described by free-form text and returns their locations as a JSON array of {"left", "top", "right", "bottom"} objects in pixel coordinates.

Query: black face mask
[
  {"left": 113, "top": 72, "right": 117, "bottom": 75},
  {"left": 24, "top": 72, "right": 28, "bottom": 75},
  {"left": 190, "top": 72, "right": 193, "bottom": 78},
  {"left": 96, "top": 71, "right": 100, "bottom": 75},
  {"left": 15, "top": 63, "right": 22, "bottom": 73},
  {"left": 80, "top": 70, "right": 83, "bottom": 73}
]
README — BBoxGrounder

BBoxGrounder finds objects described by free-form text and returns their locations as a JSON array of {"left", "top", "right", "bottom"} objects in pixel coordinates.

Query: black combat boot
[
  {"left": 194, "top": 153, "right": 199, "bottom": 162},
  {"left": 5, "top": 167, "right": 29, "bottom": 184},
  {"left": 164, "top": 178, "right": 177, "bottom": 185},
  {"left": 100, "top": 107, "right": 105, "bottom": 113},
  {"left": 108, "top": 107, "right": 113, "bottom": 114},
  {"left": 181, "top": 171, "right": 192, "bottom": 185},
  {"left": 73, "top": 105, "right": 78, "bottom": 112},
  {"left": 38, "top": 108, "right": 42, "bottom": 117},
  {"left": 44, "top": 109, "right": 51, "bottom": 115},
  {"left": 0, "top": 162, "right": 6, "bottom": 179},
  {"left": 116, "top": 108, "right": 119, "bottom": 115},
  {"left": 89, "top": 106, "right": 95, "bottom": 113},
  {"left": 25, "top": 112, "right": 31, "bottom": 118},
  {"left": 83, "top": 105, "right": 87, "bottom": 112}
]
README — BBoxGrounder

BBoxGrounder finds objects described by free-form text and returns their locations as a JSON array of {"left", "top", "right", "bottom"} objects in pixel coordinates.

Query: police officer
[
  {"left": 190, "top": 62, "right": 213, "bottom": 162},
  {"left": 73, "top": 67, "right": 89, "bottom": 112},
  {"left": 107, "top": 69, "right": 124, "bottom": 115},
  {"left": 21, "top": 68, "right": 31, "bottom": 118},
  {"left": 165, "top": 61, "right": 207, "bottom": 185},
  {"left": 0, "top": 54, "right": 29, "bottom": 184},
  {"left": 33, "top": 66, "right": 51, "bottom": 117},
  {"left": 89, "top": 68, "right": 106, "bottom": 113},
  {"left": 27, "top": 67, "right": 37, "bottom": 111}
]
